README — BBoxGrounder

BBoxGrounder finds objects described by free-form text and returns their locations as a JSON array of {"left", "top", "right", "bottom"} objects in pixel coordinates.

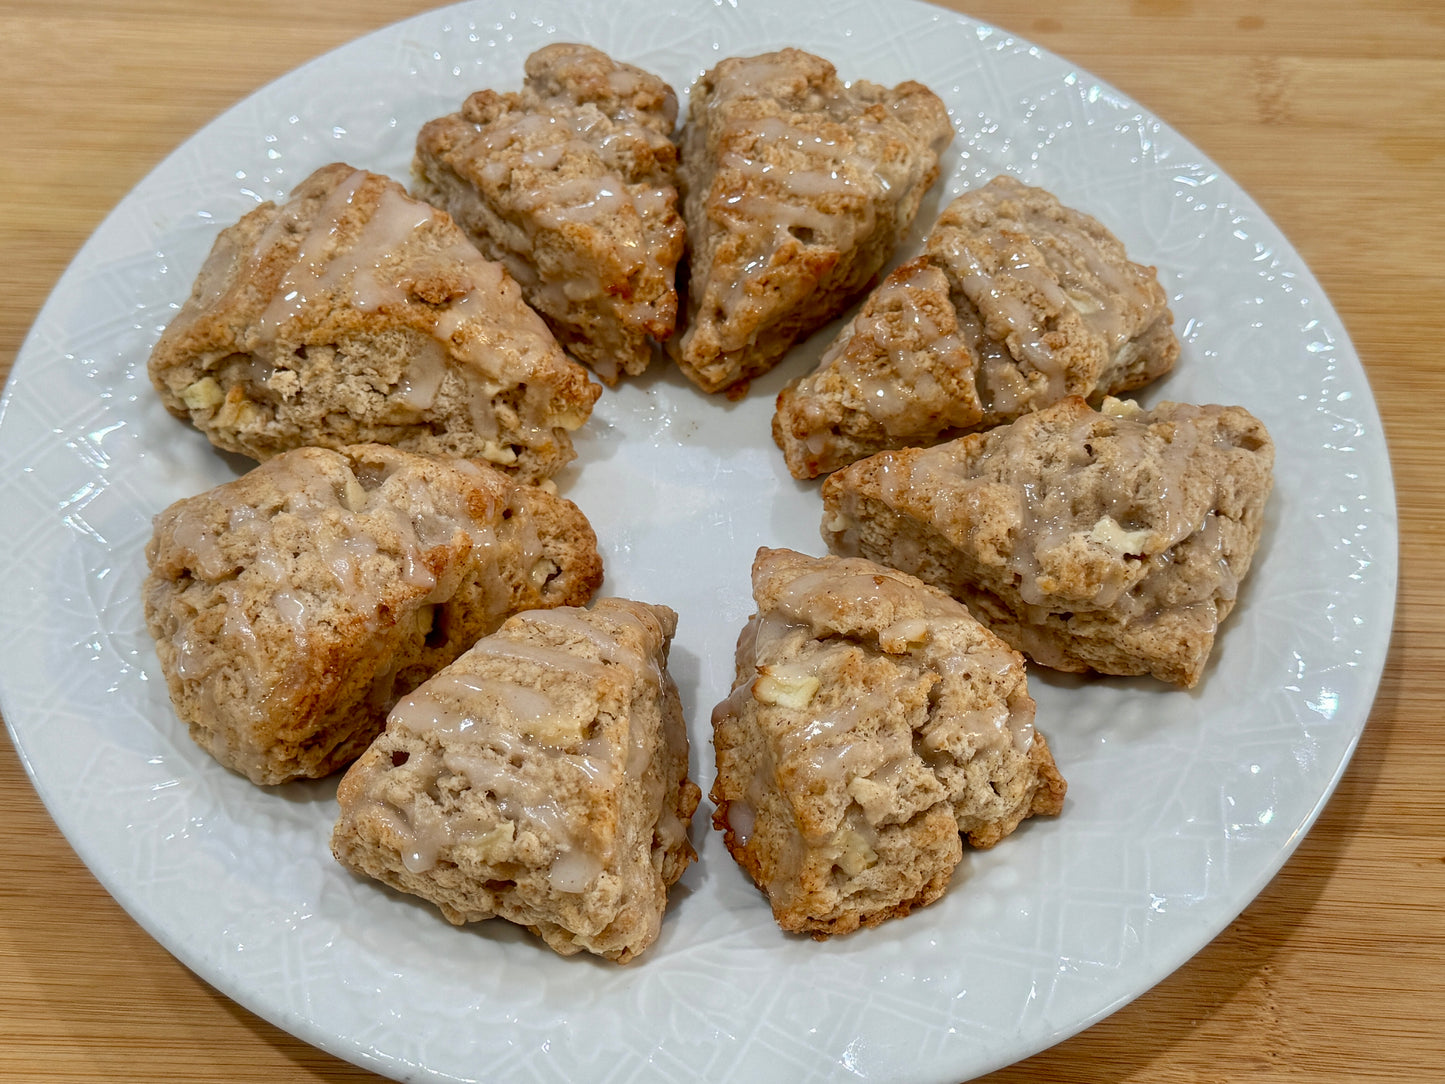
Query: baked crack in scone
[
  {"left": 673, "top": 49, "right": 954, "bottom": 395},
  {"left": 774, "top": 175, "right": 1180, "bottom": 478},
  {"left": 143, "top": 444, "right": 604, "bottom": 785},
  {"left": 710, "top": 548, "right": 1065, "bottom": 938},
  {"left": 821, "top": 396, "right": 1274, "bottom": 687},
  {"left": 331, "top": 598, "right": 701, "bottom": 963},
  {"left": 147, "top": 163, "right": 599, "bottom": 484},
  {"left": 414, "top": 43, "right": 685, "bottom": 384}
]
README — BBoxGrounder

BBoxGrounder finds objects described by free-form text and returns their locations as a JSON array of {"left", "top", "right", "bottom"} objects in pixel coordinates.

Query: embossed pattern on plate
[{"left": 0, "top": 1, "right": 1396, "bottom": 1081}]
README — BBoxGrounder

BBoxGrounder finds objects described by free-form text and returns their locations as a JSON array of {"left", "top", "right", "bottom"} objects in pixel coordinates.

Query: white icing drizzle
[
  {"left": 159, "top": 450, "right": 511, "bottom": 774},
  {"left": 383, "top": 660, "right": 611, "bottom": 889},
  {"left": 714, "top": 108, "right": 883, "bottom": 296},
  {"left": 842, "top": 403, "right": 1243, "bottom": 622},
  {"left": 459, "top": 92, "right": 680, "bottom": 316},
  {"left": 364, "top": 605, "right": 671, "bottom": 893},
  {"left": 391, "top": 337, "right": 448, "bottom": 412},
  {"left": 712, "top": 557, "right": 1034, "bottom": 847},
  {"left": 689, "top": 55, "right": 941, "bottom": 337},
  {"left": 935, "top": 179, "right": 1163, "bottom": 411},
  {"left": 255, "top": 168, "right": 369, "bottom": 336},
  {"left": 517, "top": 605, "right": 668, "bottom": 781},
  {"left": 794, "top": 261, "right": 975, "bottom": 448},
  {"left": 245, "top": 168, "right": 578, "bottom": 445},
  {"left": 955, "top": 296, "right": 1028, "bottom": 419}
]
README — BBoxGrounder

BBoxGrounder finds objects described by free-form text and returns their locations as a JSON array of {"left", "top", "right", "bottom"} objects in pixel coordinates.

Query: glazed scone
[
  {"left": 821, "top": 396, "right": 1274, "bottom": 687},
  {"left": 331, "top": 598, "right": 701, "bottom": 963},
  {"left": 143, "top": 444, "right": 604, "bottom": 785},
  {"left": 772, "top": 256, "right": 983, "bottom": 478},
  {"left": 147, "top": 163, "right": 600, "bottom": 483},
  {"left": 710, "top": 548, "right": 1065, "bottom": 939},
  {"left": 673, "top": 49, "right": 954, "bottom": 395},
  {"left": 926, "top": 175, "right": 1179, "bottom": 427},
  {"left": 414, "top": 44, "right": 685, "bottom": 384},
  {"left": 773, "top": 175, "right": 1179, "bottom": 479}
]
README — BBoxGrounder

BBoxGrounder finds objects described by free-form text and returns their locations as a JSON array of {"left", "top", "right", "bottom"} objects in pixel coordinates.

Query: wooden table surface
[{"left": 2, "top": 1, "right": 1441, "bottom": 1080}]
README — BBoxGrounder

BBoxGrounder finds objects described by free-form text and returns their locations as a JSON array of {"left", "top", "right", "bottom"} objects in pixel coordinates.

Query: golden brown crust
[
  {"left": 672, "top": 49, "right": 954, "bottom": 395},
  {"left": 147, "top": 164, "right": 599, "bottom": 483},
  {"left": 331, "top": 598, "right": 699, "bottom": 962},
  {"left": 142, "top": 444, "right": 603, "bottom": 785},
  {"left": 710, "top": 548, "right": 1065, "bottom": 937},
  {"left": 822, "top": 396, "right": 1275, "bottom": 687},
  {"left": 414, "top": 44, "right": 684, "bottom": 383}
]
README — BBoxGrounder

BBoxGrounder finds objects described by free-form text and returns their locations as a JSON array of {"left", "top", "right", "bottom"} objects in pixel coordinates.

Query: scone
[
  {"left": 414, "top": 44, "right": 685, "bottom": 384},
  {"left": 927, "top": 176, "right": 1178, "bottom": 424},
  {"left": 143, "top": 444, "right": 604, "bottom": 785},
  {"left": 331, "top": 598, "right": 701, "bottom": 963},
  {"left": 672, "top": 49, "right": 954, "bottom": 395},
  {"left": 147, "top": 163, "right": 600, "bottom": 483},
  {"left": 710, "top": 548, "right": 1065, "bottom": 939},
  {"left": 821, "top": 396, "right": 1274, "bottom": 687},
  {"left": 773, "top": 175, "right": 1179, "bottom": 479},
  {"left": 772, "top": 256, "right": 983, "bottom": 478}
]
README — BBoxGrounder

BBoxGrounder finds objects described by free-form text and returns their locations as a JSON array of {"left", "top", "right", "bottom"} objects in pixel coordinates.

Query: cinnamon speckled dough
[
  {"left": 822, "top": 396, "right": 1274, "bottom": 687},
  {"left": 773, "top": 175, "right": 1180, "bottom": 479},
  {"left": 673, "top": 49, "right": 954, "bottom": 395},
  {"left": 143, "top": 444, "right": 603, "bottom": 786},
  {"left": 414, "top": 44, "right": 685, "bottom": 384},
  {"left": 710, "top": 548, "right": 1065, "bottom": 939},
  {"left": 147, "top": 163, "right": 599, "bottom": 484},
  {"left": 331, "top": 598, "right": 701, "bottom": 963}
]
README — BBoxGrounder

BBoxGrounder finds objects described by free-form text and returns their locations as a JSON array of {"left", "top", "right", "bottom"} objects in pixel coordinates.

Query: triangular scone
[
  {"left": 822, "top": 397, "right": 1274, "bottom": 687},
  {"left": 147, "top": 163, "right": 599, "bottom": 484},
  {"left": 332, "top": 599, "right": 701, "bottom": 963},
  {"left": 927, "top": 175, "right": 1179, "bottom": 426},
  {"left": 710, "top": 548, "right": 1065, "bottom": 939},
  {"left": 143, "top": 444, "right": 604, "bottom": 785},
  {"left": 773, "top": 175, "right": 1180, "bottom": 479},
  {"left": 772, "top": 256, "right": 983, "bottom": 478},
  {"left": 414, "top": 44, "right": 685, "bottom": 384},
  {"left": 673, "top": 49, "right": 953, "bottom": 395}
]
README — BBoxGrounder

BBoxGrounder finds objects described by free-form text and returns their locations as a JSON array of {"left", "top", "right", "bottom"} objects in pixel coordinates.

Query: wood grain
[{"left": 2, "top": 1, "right": 1441, "bottom": 1080}]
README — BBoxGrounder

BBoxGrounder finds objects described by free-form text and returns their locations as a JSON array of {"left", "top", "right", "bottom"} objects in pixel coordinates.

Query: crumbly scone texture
[
  {"left": 772, "top": 256, "right": 982, "bottom": 478},
  {"left": 821, "top": 396, "right": 1275, "bottom": 687},
  {"left": 710, "top": 548, "right": 1065, "bottom": 939},
  {"left": 672, "top": 49, "right": 954, "bottom": 396},
  {"left": 414, "top": 43, "right": 685, "bottom": 384},
  {"left": 143, "top": 444, "right": 604, "bottom": 786},
  {"left": 331, "top": 598, "right": 701, "bottom": 963},
  {"left": 773, "top": 175, "right": 1180, "bottom": 479},
  {"left": 147, "top": 162, "right": 599, "bottom": 484}
]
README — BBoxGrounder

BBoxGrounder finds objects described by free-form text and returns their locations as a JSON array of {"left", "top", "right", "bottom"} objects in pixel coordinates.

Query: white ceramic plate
[{"left": 0, "top": 1, "right": 1396, "bottom": 1081}]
